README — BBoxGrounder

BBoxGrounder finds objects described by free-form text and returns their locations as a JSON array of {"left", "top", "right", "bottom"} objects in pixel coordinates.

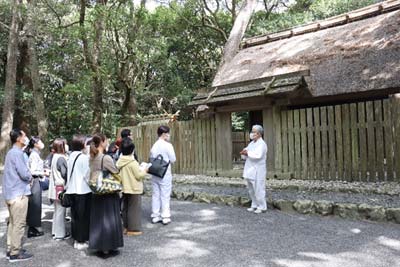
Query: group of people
[
  {"left": 2, "top": 123, "right": 267, "bottom": 263},
  {"left": 2, "top": 125, "right": 177, "bottom": 263}
]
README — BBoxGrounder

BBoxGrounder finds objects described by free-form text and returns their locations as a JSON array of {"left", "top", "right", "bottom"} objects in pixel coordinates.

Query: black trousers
[
  {"left": 27, "top": 178, "right": 42, "bottom": 228},
  {"left": 70, "top": 193, "right": 92, "bottom": 242}
]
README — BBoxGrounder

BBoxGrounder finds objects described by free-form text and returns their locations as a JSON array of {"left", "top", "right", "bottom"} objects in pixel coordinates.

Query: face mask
[
  {"left": 165, "top": 133, "right": 171, "bottom": 142},
  {"left": 37, "top": 141, "right": 45, "bottom": 150},
  {"left": 84, "top": 145, "right": 90, "bottom": 154},
  {"left": 65, "top": 144, "right": 70, "bottom": 153},
  {"left": 249, "top": 133, "right": 255, "bottom": 140},
  {"left": 23, "top": 137, "right": 29, "bottom": 146}
]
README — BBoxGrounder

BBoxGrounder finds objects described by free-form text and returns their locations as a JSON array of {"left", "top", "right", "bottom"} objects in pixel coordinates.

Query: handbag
[
  {"left": 148, "top": 154, "right": 170, "bottom": 179},
  {"left": 39, "top": 177, "right": 49, "bottom": 190},
  {"left": 58, "top": 153, "right": 82, "bottom": 207},
  {"left": 88, "top": 155, "right": 122, "bottom": 195}
]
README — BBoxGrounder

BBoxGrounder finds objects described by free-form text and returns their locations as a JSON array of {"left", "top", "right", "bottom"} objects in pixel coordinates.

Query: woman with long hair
[
  {"left": 26, "top": 136, "right": 47, "bottom": 237},
  {"left": 48, "top": 138, "right": 69, "bottom": 240},
  {"left": 88, "top": 134, "right": 123, "bottom": 257}
]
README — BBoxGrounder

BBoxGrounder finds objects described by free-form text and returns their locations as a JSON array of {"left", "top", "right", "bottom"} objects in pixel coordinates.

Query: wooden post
[
  {"left": 215, "top": 112, "right": 232, "bottom": 171},
  {"left": 393, "top": 96, "right": 400, "bottom": 181},
  {"left": 263, "top": 108, "right": 275, "bottom": 173}
]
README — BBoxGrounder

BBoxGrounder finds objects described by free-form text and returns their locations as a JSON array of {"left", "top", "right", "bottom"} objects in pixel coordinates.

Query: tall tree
[
  {"left": 26, "top": 0, "right": 48, "bottom": 142},
  {"left": 0, "top": 0, "right": 20, "bottom": 161},
  {"left": 79, "top": 0, "right": 107, "bottom": 133},
  {"left": 212, "top": 0, "right": 256, "bottom": 86}
]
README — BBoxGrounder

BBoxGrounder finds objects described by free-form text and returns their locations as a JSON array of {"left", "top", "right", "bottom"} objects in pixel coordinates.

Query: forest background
[{"left": 0, "top": 0, "right": 382, "bottom": 150}]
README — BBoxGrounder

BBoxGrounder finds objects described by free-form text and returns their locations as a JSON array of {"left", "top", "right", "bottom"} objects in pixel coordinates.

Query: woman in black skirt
[{"left": 88, "top": 134, "right": 123, "bottom": 257}]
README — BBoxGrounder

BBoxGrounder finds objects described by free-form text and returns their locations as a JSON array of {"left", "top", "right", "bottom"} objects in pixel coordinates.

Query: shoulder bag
[
  {"left": 88, "top": 155, "right": 122, "bottom": 195},
  {"left": 58, "top": 153, "right": 82, "bottom": 207}
]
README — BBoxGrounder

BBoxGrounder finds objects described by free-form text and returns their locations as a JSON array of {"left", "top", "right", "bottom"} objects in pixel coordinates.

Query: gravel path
[
  {"left": 1, "top": 172, "right": 400, "bottom": 267},
  {"left": 1, "top": 197, "right": 400, "bottom": 267}
]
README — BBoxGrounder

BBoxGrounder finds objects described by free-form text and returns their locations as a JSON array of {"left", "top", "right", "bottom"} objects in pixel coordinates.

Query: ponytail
[{"left": 90, "top": 134, "right": 106, "bottom": 158}]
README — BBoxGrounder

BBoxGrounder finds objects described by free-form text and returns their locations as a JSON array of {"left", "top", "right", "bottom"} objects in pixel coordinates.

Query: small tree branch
[{"left": 0, "top": 21, "right": 10, "bottom": 31}]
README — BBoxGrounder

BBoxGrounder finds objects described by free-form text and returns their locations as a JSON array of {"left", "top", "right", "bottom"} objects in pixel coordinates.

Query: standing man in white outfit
[
  {"left": 150, "top": 125, "right": 176, "bottom": 225},
  {"left": 240, "top": 125, "right": 268, "bottom": 214}
]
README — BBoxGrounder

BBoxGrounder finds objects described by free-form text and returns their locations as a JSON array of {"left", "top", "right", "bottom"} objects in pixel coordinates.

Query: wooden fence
[
  {"left": 276, "top": 98, "right": 400, "bottom": 182},
  {"left": 127, "top": 98, "right": 400, "bottom": 182},
  {"left": 129, "top": 119, "right": 217, "bottom": 175}
]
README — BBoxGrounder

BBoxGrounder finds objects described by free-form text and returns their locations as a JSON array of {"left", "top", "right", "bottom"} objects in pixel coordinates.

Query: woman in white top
[
  {"left": 25, "top": 136, "right": 47, "bottom": 237},
  {"left": 65, "top": 135, "right": 92, "bottom": 250},
  {"left": 150, "top": 125, "right": 176, "bottom": 225},
  {"left": 48, "top": 138, "right": 69, "bottom": 240}
]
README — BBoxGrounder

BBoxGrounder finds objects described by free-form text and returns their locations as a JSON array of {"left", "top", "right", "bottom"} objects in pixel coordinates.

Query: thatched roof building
[{"left": 191, "top": 0, "right": 400, "bottom": 109}]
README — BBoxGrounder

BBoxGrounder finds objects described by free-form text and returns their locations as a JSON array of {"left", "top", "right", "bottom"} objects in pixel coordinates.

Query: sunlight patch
[
  {"left": 377, "top": 236, "right": 400, "bottom": 251},
  {"left": 56, "top": 261, "right": 72, "bottom": 267},
  {"left": 350, "top": 228, "right": 361, "bottom": 234},
  {"left": 146, "top": 239, "right": 210, "bottom": 259}
]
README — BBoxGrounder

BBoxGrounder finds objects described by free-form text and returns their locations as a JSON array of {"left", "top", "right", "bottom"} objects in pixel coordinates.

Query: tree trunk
[
  {"left": 0, "top": 0, "right": 20, "bottom": 162},
  {"left": 79, "top": 0, "right": 106, "bottom": 133},
  {"left": 212, "top": 0, "right": 256, "bottom": 87},
  {"left": 118, "top": 81, "right": 137, "bottom": 126},
  {"left": 14, "top": 41, "right": 29, "bottom": 134},
  {"left": 26, "top": 0, "right": 48, "bottom": 142}
]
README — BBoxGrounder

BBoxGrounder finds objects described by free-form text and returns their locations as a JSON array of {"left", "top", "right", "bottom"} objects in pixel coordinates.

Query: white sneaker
[
  {"left": 152, "top": 217, "right": 162, "bottom": 224},
  {"left": 76, "top": 242, "right": 88, "bottom": 250},
  {"left": 254, "top": 208, "right": 267, "bottom": 214},
  {"left": 247, "top": 207, "right": 256, "bottom": 212},
  {"left": 162, "top": 218, "right": 171, "bottom": 225}
]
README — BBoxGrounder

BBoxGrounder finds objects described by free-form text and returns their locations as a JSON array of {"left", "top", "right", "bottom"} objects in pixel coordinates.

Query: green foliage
[
  {"left": 249, "top": 0, "right": 381, "bottom": 36},
  {"left": 0, "top": 0, "right": 383, "bottom": 140},
  {"left": 232, "top": 112, "right": 249, "bottom": 131}
]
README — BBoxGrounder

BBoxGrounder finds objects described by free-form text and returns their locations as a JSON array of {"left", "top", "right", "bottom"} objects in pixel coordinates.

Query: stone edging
[
  {"left": 171, "top": 175, "right": 400, "bottom": 196},
  {"left": 146, "top": 190, "right": 400, "bottom": 224}
]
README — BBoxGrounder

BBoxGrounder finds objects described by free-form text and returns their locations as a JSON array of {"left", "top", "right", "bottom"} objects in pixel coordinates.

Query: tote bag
[
  {"left": 88, "top": 155, "right": 122, "bottom": 195},
  {"left": 148, "top": 154, "right": 170, "bottom": 179}
]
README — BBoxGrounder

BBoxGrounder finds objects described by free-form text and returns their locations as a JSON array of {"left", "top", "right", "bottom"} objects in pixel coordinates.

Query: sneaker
[
  {"left": 6, "top": 249, "right": 26, "bottom": 260},
  {"left": 254, "top": 208, "right": 267, "bottom": 214},
  {"left": 126, "top": 231, "right": 142, "bottom": 236},
  {"left": 75, "top": 242, "right": 89, "bottom": 250},
  {"left": 8, "top": 252, "right": 33, "bottom": 263},
  {"left": 152, "top": 217, "right": 162, "bottom": 224},
  {"left": 247, "top": 207, "right": 256, "bottom": 212},
  {"left": 162, "top": 218, "right": 171, "bottom": 225},
  {"left": 27, "top": 227, "right": 44, "bottom": 238},
  {"left": 55, "top": 234, "right": 71, "bottom": 241}
]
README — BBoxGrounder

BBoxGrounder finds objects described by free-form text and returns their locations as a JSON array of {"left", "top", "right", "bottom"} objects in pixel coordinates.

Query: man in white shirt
[
  {"left": 150, "top": 126, "right": 176, "bottom": 225},
  {"left": 240, "top": 125, "right": 268, "bottom": 214}
]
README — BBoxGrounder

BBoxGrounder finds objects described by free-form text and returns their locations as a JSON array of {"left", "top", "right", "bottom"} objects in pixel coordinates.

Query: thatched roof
[{"left": 192, "top": 0, "right": 400, "bottom": 107}]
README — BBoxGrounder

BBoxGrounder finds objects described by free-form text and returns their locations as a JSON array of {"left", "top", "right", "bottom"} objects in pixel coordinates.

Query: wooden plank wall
[
  {"left": 129, "top": 118, "right": 218, "bottom": 175},
  {"left": 277, "top": 98, "right": 400, "bottom": 182},
  {"left": 126, "top": 98, "right": 399, "bottom": 182}
]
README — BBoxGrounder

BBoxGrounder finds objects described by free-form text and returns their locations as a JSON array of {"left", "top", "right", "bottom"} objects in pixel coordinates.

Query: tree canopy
[{"left": 0, "top": 0, "right": 381, "bottom": 141}]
